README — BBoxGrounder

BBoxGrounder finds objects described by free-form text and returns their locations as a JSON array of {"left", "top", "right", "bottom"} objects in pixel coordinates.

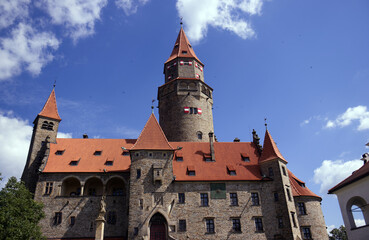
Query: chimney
[
  {"left": 209, "top": 132, "right": 215, "bottom": 161},
  {"left": 83, "top": 134, "right": 88, "bottom": 139},
  {"left": 233, "top": 138, "right": 240, "bottom": 142},
  {"left": 252, "top": 129, "right": 262, "bottom": 155},
  {"left": 361, "top": 153, "right": 369, "bottom": 165}
]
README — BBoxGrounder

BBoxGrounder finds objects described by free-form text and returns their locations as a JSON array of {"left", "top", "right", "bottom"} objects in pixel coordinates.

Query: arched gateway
[{"left": 149, "top": 213, "right": 168, "bottom": 240}]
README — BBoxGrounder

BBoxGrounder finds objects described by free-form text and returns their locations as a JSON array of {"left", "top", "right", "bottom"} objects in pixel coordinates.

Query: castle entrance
[{"left": 149, "top": 213, "right": 167, "bottom": 240}]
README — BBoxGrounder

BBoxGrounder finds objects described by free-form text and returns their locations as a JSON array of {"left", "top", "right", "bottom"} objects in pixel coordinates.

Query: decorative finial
[
  {"left": 53, "top": 79, "right": 56, "bottom": 88},
  {"left": 180, "top": 17, "right": 183, "bottom": 26},
  {"left": 264, "top": 118, "right": 267, "bottom": 129},
  {"left": 151, "top": 99, "right": 155, "bottom": 113}
]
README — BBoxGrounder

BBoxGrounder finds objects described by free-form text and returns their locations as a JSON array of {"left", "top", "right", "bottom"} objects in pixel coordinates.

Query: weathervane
[
  {"left": 53, "top": 79, "right": 56, "bottom": 88},
  {"left": 264, "top": 118, "right": 268, "bottom": 129},
  {"left": 180, "top": 17, "right": 183, "bottom": 26},
  {"left": 151, "top": 99, "right": 155, "bottom": 113}
]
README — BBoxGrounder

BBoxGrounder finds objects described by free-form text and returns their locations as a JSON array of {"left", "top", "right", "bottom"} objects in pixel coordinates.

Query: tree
[
  {"left": 329, "top": 225, "right": 348, "bottom": 240},
  {"left": 0, "top": 176, "right": 45, "bottom": 240}
]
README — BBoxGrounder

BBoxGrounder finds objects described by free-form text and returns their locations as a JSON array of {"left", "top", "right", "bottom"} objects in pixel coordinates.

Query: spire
[
  {"left": 131, "top": 114, "right": 173, "bottom": 150},
  {"left": 165, "top": 27, "right": 203, "bottom": 65},
  {"left": 259, "top": 130, "right": 286, "bottom": 163},
  {"left": 38, "top": 88, "right": 61, "bottom": 121}
]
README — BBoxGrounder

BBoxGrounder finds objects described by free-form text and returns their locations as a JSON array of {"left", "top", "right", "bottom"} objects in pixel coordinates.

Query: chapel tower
[
  {"left": 158, "top": 26, "right": 214, "bottom": 142},
  {"left": 21, "top": 88, "right": 61, "bottom": 193}
]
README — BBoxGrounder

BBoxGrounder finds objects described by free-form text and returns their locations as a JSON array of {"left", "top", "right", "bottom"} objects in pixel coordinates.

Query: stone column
[{"left": 95, "top": 195, "right": 106, "bottom": 240}]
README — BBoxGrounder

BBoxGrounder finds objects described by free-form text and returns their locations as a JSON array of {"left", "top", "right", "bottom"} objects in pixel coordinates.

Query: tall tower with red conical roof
[
  {"left": 21, "top": 88, "right": 61, "bottom": 193},
  {"left": 158, "top": 26, "right": 214, "bottom": 142}
]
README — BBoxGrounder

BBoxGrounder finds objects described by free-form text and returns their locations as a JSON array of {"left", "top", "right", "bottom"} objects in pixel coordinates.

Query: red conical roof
[
  {"left": 165, "top": 27, "right": 203, "bottom": 65},
  {"left": 131, "top": 114, "right": 173, "bottom": 150},
  {"left": 259, "top": 130, "right": 286, "bottom": 163},
  {"left": 38, "top": 89, "right": 61, "bottom": 121}
]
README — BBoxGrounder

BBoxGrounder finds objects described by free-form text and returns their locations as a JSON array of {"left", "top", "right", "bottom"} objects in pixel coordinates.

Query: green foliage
[
  {"left": 0, "top": 176, "right": 45, "bottom": 240},
  {"left": 329, "top": 225, "right": 348, "bottom": 240}
]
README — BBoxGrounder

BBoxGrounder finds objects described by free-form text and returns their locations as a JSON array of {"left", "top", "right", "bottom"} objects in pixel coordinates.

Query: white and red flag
[
  {"left": 198, "top": 108, "right": 202, "bottom": 114},
  {"left": 184, "top": 107, "right": 190, "bottom": 113}
]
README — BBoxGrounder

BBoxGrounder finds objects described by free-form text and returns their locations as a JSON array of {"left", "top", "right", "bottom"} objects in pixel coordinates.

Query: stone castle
[{"left": 21, "top": 26, "right": 328, "bottom": 240}]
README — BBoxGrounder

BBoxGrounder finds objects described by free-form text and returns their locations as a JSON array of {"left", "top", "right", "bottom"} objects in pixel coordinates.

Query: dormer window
[
  {"left": 122, "top": 149, "right": 129, "bottom": 156},
  {"left": 69, "top": 159, "right": 80, "bottom": 166},
  {"left": 105, "top": 160, "right": 113, "bottom": 166},
  {"left": 55, "top": 150, "right": 65, "bottom": 155},
  {"left": 174, "top": 44, "right": 179, "bottom": 48},
  {"left": 241, "top": 153, "right": 250, "bottom": 162},
  {"left": 188, "top": 44, "right": 192, "bottom": 48},
  {"left": 181, "top": 51, "right": 187, "bottom": 54},
  {"left": 227, "top": 165, "right": 236, "bottom": 176},
  {"left": 203, "top": 153, "right": 213, "bottom": 162},
  {"left": 187, "top": 166, "right": 195, "bottom": 176},
  {"left": 94, "top": 150, "right": 102, "bottom": 156},
  {"left": 176, "top": 152, "right": 183, "bottom": 162}
]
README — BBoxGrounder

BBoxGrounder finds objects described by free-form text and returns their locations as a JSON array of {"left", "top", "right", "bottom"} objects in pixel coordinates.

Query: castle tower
[
  {"left": 258, "top": 130, "right": 302, "bottom": 240},
  {"left": 21, "top": 88, "right": 61, "bottom": 193},
  {"left": 158, "top": 26, "right": 214, "bottom": 142}
]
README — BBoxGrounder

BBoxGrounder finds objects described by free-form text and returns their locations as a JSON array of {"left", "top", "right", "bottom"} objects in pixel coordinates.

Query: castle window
[
  {"left": 89, "top": 221, "right": 94, "bottom": 231},
  {"left": 251, "top": 192, "right": 260, "bottom": 206},
  {"left": 137, "top": 169, "right": 141, "bottom": 179},
  {"left": 197, "top": 131, "right": 203, "bottom": 140},
  {"left": 232, "top": 218, "right": 241, "bottom": 232},
  {"left": 134, "top": 227, "right": 139, "bottom": 235},
  {"left": 227, "top": 165, "right": 236, "bottom": 175},
  {"left": 302, "top": 227, "right": 312, "bottom": 239},
  {"left": 94, "top": 150, "right": 102, "bottom": 156},
  {"left": 187, "top": 166, "right": 195, "bottom": 176},
  {"left": 268, "top": 167, "right": 274, "bottom": 176},
  {"left": 278, "top": 217, "right": 283, "bottom": 228},
  {"left": 179, "top": 219, "right": 186, "bottom": 231},
  {"left": 291, "top": 212, "right": 297, "bottom": 227},
  {"left": 282, "top": 166, "right": 287, "bottom": 176},
  {"left": 200, "top": 193, "right": 209, "bottom": 206},
  {"left": 122, "top": 150, "right": 129, "bottom": 156},
  {"left": 205, "top": 218, "right": 215, "bottom": 233},
  {"left": 139, "top": 199, "right": 143, "bottom": 209},
  {"left": 45, "top": 182, "right": 53, "bottom": 195},
  {"left": 70, "top": 216, "right": 75, "bottom": 226},
  {"left": 298, "top": 202, "right": 307, "bottom": 215},
  {"left": 107, "top": 211, "right": 117, "bottom": 225},
  {"left": 154, "top": 193, "right": 163, "bottom": 205},
  {"left": 55, "top": 150, "right": 65, "bottom": 155},
  {"left": 254, "top": 217, "right": 263, "bottom": 232},
  {"left": 241, "top": 153, "right": 250, "bottom": 162},
  {"left": 178, "top": 193, "right": 185, "bottom": 204},
  {"left": 54, "top": 212, "right": 62, "bottom": 225},
  {"left": 286, "top": 188, "right": 292, "bottom": 201},
  {"left": 230, "top": 193, "right": 238, "bottom": 206},
  {"left": 274, "top": 192, "right": 279, "bottom": 202}
]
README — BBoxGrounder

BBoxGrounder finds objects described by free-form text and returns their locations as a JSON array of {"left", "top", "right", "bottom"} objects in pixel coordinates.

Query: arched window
[
  {"left": 106, "top": 177, "right": 125, "bottom": 196},
  {"left": 47, "top": 122, "right": 54, "bottom": 130},
  {"left": 41, "top": 121, "right": 49, "bottom": 129},
  {"left": 197, "top": 131, "right": 203, "bottom": 140},
  {"left": 84, "top": 177, "right": 103, "bottom": 196},
  {"left": 346, "top": 196, "right": 369, "bottom": 229},
  {"left": 61, "top": 177, "right": 81, "bottom": 196}
]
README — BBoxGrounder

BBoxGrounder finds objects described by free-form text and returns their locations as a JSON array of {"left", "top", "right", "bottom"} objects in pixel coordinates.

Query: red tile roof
[
  {"left": 328, "top": 161, "right": 369, "bottom": 194},
  {"left": 38, "top": 88, "right": 61, "bottom": 121},
  {"left": 165, "top": 27, "right": 203, "bottom": 65},
  {"left": 131, "top": 114, "right": 173, "bottom": 150},
  {"left": 171, "top": 142, "right": 263, "bottom": 181},
  {"left": 259, "top": 130, "right": 287, "bottom": 163},
  {"left": 288, "top": 169, "right": 321, "bottom": 199},
  {"left": 43, "top": 139, "right": 135, "bottom": 173}
]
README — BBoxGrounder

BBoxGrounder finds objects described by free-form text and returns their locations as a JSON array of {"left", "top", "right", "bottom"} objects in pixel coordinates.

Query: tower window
[
  {"left": 179, "top": 219, "right": 186, "bottom": 231},
  {"left": 232, "top": 218, "right": 241, "bottom": 232},
  {"left": 282, "top": 166, "right": 287, "bottom": 176},
  {"left": 298, "top": 202, "right": 307, "bottom": 215},
  {"left": 251, "top": 192, "right": 260, "bottom": 206},
  {"left": 302, "top": 227, "right": 312, "bottom": 239},
  {"left": 178, "top": 193, "right": 185, "bottom": 204},
  {"left": 137, "top": 169, "right": 141, "bottom": 179},
  {"left": 230, "top": 193, "right": 238, "bottom": 206},
  {"left": 268, "top": 167, "right": 274, "bottom": 176},
  {"left": 181, "top": 51, "right": 187, "bottom": 54},
  {"left": 197, "top": 131, "right": 203, "bottom": 140},
  {"left": 254, "top": 217, "right": 263, "bottom": 232},
  {"left": 41, "top": 121, "right": 48, "bottom": 129},
  {"left": 47, "top": 122, "right": 54, "bottom": 130},
  {"left": 200, "top": 193, "right": 209, "bottom": 206},
  {"left": 70, "top": 216, "right": 75, "bottom": 226},
  {"left": 205, "top": 218, "right": 214, "bottom": 233},
  {"left": 274, "top": 192, "right": 279, "bottom": 202},
  {"left": 286, "top": 188, "right": 292, "bottom": 201},
  {"left": 291, "top": 212, "right": 297, "bottom": 227},
  {"left": 45, "top": 182, "right": 53, "bottom": 195}
]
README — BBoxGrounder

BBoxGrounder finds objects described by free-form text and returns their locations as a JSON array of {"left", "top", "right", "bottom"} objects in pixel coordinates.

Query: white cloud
[
  {"left": 326, "top": 105, "right": 369, "bottom": 131},
  {"left": 0, "top": 111, "right": 72, "bottom": 188},
  {"left": 116, "top": 126, "right": 140, "bottom": 138},
  {"left": 300, "top": 118, "right": 310, "bottom": 126},
  {"left": 355, "top": 219, "right": 365, "bottom": 227},
  {"left": 36, "top": 0, "right": 108, "bottom": 42},
  {"left": 313, "top": 159, "right": 363, "bottom": 194},
  {"left": 115, "top": 0, "right": 149, "bottom": 15},
  {"left": 0, "top": 23, "right": 59, "bottom": 80},
  {"left": 176, "top": 0, "right": 264, "bottom": 43},
  {"left": 0, "top": 0, "right": 30, "bottom": 29},
  {"left": 57, "top": 132, "right": 72, "bottom": 138}
]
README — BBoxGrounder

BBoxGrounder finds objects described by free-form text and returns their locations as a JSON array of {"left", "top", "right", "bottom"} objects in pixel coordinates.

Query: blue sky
[{"left": 1, "top": 0, "right": 369, "bottom": 233}]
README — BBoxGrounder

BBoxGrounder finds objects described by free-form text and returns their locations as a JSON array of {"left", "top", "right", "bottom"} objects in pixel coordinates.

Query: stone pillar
[{"left": 95, "top": 195, "right": 106, "bottom": 240}]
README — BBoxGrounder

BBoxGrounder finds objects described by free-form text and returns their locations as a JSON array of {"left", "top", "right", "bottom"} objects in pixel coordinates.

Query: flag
[
  {"left": 184, "top": 107, "right": 190, "bottom": 113},
  {"left": 198, "top": 108, "right": 202, "bottom": 114}
]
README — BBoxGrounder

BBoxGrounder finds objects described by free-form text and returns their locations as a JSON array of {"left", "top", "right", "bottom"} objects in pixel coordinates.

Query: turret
[
  {"left": 21, "top": 88, "right": 61, "bottom": 193},
  {"left": 158, "top": 26, "right": 214, "bottom": 142}
]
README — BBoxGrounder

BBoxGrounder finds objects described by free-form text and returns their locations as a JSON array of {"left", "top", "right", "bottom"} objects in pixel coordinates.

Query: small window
[
  {"left": 107, "top": 211, "right": 117, "bottom": 225},
  {"left": 41, "top": 121, "right": 49, "bottom": 129},
  {"left": 286, "top": 188, "right": 292, "bottom": 201},
  {"left": 230, "top": 193, "right": 238, "bottom": 206},
  {"left": 251, "top": 192, "right": 260, "bottom": 206},
  {"left": 178, "top": 193, "right": 185, "bottom": 204},
  {"left": 94, "top": 151, "right": 102, "bottom": 156},
  {"left": 89, "top": 221, "right": 94, "bottom": 231},
  {"left": 204, "top": 154, "right": 212, "bottom": 162},
  {"left": 291, "top": 212, "right": 297, "bottom": 227},
  {"left": 268, "top": 167, "right": 274, "bottom": 176},
  {"left": 274, "top": 192, "right": 279, "bottom": 202},
  {"left": 278, "top": 217, "right": 283, "bottom": 228},
  {"left": 193, "top": 108, "right": 198, "bottom": 114},
  {"left": 241, "top": 153, "right": 250, "bottom": 162},
  {"left": 188, "top": 170, "right": 195, "bottom": 176},
  {"left": 298, "top": 202, "right": 307, "bottom": 215},
  {"left": 54, "top": 212, "right": 62, "bottom": 225},
  {"left": 197, "top": 131, "right": 203, "bottom": 140},
  {"left": 179, "top": 219, "right": 186, "bottom": 231},
  {"left": 205, "top": 218, "right": 215, "bottom": 233},
  {"left": 47, "top": 122, "right": 54, "bottom": 130},
  {"left": 174, "top": 44, "right": 179, "bottom": 49},
  {"left": 45, "top": 182, "right": 53, "bottom": 195},
  {"left": 69, "top": 160, "right": 79, "bottom": 166},
  {"left": 254, "top": 217, "right": 263, "bottom": 232},
  {"left": 134, "top": 227, "right": 139, "bottom": 235},
  {"left": 163, "top": 153, "right": 167, "bottom": 157},
  {"left": 201, "top": 193, "right": 209, "bottom": 206},
  {"left": 282, "top": 166, "right": 287, "bottom": 176},
  {"left": 302, "top": 227, "right": 312, "bottom": 239},
  {"left": 182, "top": 51, "right": 188, "bottom": 54},
  {"left": 228, "top": 168, "right": 236, "bottom": 176},
  {"left": 70, "top": 216, "right": 75, "bottom": 226},
  {"left": 105, "top": 160, "right": 113, "bottom": 166},
  {"left": 139, "top": 199, "right": 143, "bottom": 209},
  {"left": 55, "top": 150, "right": 64, "bottom": 155},
  {"left": 122, "top": 151, "right": 129, "bottom": 156},
  {"left": 137, "top": 169, "right": 141, "bottom": 179},
  {"left": 188, "top": 44, "right": 192, "bottom": 48},
  {"left": 232, "top": 218, "right": 241, "bottom": 232},
  {"left": 176, "top": 152, "right": 183, "bottom": 161}
]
